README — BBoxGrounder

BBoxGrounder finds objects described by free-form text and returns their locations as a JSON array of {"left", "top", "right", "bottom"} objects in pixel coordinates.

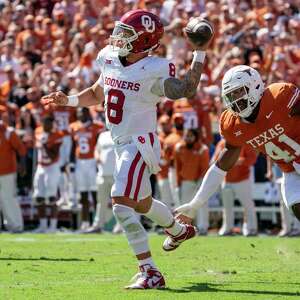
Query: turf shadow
[
  {"left": 164, "top": 282, "right": 300, "bottom": 297},
  {"left": 0, "top": 257, "right": 86, "bottom": 262}
]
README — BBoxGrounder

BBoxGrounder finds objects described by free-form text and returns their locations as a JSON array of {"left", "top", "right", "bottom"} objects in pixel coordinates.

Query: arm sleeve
[
  {"left": 10, "top": 131, "right": 26, "bottom": 156},
  {"left": 190, "top": 163, "right": 226, "bottom": 210}
]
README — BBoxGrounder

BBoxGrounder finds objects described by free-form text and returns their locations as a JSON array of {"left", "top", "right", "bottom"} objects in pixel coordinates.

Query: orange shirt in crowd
[
  {"left": 71, "top": 121, "right": 103, "bottom": 159},
  {"left": 220, "top": 83, "right": 300, "bottom": 173},
  {"left": 174, "top": 141, "right": 209, "bottom": 186},
  {"left": 0, "top": 79, "right": 15, "bottom": 104},
  {"left": 213, "top": 139, "right": 257, "bottom": 183},
  {"left": 0, "top": 124, "right": 26, "bottom": 175},
  {"left": 163, "top": 129, "right": 183, "bottom": 164},
  {"left": 173, "top": 99, "right": 213, "bottom": 146},
  {"left": 157, "top": 132, "right": 170, "bottom": 180},
  {"left": 22, "top": 101, "right": 46, "bottom": 127},
  {"left": 35, "top": 127, "right": 63, "bottom": 166},
  {"left": 45, "top": 105, "right": 77, "bottom": 136},
  {"left": 16, "top": 29, "right": 44, "bottom": 50}
]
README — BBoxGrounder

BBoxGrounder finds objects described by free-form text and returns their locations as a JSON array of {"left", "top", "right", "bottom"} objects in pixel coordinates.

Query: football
[{"left": 184, "top": 18, "right": 214, "bottom": 47}]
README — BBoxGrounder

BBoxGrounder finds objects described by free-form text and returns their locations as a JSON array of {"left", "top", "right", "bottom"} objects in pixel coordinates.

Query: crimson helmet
[{"left": 110, "top": 9, "right": 164, "bottom": 57}]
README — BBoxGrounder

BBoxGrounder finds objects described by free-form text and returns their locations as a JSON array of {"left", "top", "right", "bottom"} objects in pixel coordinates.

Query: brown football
[{"left": 184, "top": 18, "right": 214, "bottom": 47}]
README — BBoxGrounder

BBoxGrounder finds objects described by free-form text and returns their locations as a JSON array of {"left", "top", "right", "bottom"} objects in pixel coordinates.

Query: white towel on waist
[{"left": 132, "top": 133, "right": 161, "bottom": 175}]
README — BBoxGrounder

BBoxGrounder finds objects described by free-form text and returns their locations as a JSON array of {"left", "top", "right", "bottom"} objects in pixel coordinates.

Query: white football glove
[{"left": 175, "top": 203, "right": 197, "bottom": 219}]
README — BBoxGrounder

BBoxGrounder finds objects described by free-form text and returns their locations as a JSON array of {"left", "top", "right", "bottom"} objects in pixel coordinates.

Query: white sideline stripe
[{"left": 287, "top": 88, "right": 300, "bottom": 109}]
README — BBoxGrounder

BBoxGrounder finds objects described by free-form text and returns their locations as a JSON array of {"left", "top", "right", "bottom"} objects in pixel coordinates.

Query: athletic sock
[{"left": 138, "top": 257, "right": 156, "bottom": 270}]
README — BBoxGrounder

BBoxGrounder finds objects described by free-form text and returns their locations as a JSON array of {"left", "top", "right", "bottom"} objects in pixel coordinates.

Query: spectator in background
[
  {"left": 0, "top": 39, "right": 21, "bottom": 85},
  {"left": 163, "top": 113, "right": 185, "bottom": 207},
  {"left": 33, "top": 115, "right": 63, "bottom": 233},
  {"left": 0, "top": 65, "right": 16, "bottom": 105},
  {"left": 70, "top": 107, "right": 103, "bottom": 231},
  {"left": 0, "top": 106, "right": 26, "bottom": 232},
  {"left": 157, "top": 114, "right": 173, "bottom": 209},
  {"left": 213, "top": 139, "right": 258, "bottom": 237},
  {"left": 174, "top": 128, "right": 210, "bottom": 235},
  {"left": 8, "top": 72, "right": 30, "bottom": 108},
  {"left": 86, "top": 129, "right": 116, "bottom": 233}
]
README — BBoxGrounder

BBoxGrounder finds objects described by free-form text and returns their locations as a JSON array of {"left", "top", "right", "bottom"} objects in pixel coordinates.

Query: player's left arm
[{"left": 162, "top": 39, "right": 212, "bottom": 100}]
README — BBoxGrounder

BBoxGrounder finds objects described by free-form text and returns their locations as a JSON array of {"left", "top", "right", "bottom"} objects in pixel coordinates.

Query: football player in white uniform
[{"left": 42, "top": 10, "right": 212, "bottom": 289}]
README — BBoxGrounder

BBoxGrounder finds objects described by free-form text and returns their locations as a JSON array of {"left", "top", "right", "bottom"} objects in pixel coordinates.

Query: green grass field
[{"left": 0, "top": 234, "right": 300, "bottom": 300}]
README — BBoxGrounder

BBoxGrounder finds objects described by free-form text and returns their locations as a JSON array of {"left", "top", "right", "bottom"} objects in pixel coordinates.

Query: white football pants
[
  {"left": 180, "top": 179, "right": 208, "bottom": 232},
  {"left": 0, "top": 173, "right": 23, "bottom": 232},
  {"left": 220, "top": 178, "right": 257, "bottom": 235},
  {"left": 157, "top": 178, "right": 174, "bottom": 209}
]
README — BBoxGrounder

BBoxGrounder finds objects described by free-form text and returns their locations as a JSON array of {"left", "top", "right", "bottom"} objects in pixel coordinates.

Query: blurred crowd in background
[{"left": 0, "top": 0, "right": 299, "bottom": 235}]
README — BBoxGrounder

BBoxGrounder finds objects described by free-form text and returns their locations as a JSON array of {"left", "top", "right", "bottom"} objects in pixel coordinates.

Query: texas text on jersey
[{"left": 220, "top": 82, "right": 300, "bottom": 173}]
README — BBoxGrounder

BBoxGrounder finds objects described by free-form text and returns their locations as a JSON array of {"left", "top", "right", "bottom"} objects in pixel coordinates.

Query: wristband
[
  {"left": 192, "top": 50, "right": 206, "bottom": 63},
  {"left": 67, "top": 95, "right": 79, "bottom": 106}
]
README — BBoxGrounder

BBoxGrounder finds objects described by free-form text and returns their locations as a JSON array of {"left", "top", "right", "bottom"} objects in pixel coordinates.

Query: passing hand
[
  {"left": 174, "top": 203, "right": 197, "bottom": 224},
  {"left": 41, "top": 91, "right": 68, "bottom": 106}
]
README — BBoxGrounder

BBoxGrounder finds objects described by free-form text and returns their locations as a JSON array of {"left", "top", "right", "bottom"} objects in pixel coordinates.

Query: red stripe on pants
[
  {"left": 134, "top": 162, "right": 147, "bottom": 200},
  {"left": 149, "top": 132, "right": 154, "bottom": 146},
  {"left": 124, "top": 152, "right": 141, "bottom": 198}
]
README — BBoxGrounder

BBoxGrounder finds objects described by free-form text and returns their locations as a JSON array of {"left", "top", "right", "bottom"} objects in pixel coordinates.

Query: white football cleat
[
  {"left": 125, "top": 264, "right": 165, "bottom": 289},
  {"left": 163, "top": 224, "right": 197, "bottom": 251},
  {"left": 218, "top": 226, "right": 233, "bottom": 236}
]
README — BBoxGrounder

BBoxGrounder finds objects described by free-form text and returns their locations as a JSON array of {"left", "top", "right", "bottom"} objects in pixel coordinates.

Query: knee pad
[{"left": 113, "top": 204, "right": 147, "bottom": 245}]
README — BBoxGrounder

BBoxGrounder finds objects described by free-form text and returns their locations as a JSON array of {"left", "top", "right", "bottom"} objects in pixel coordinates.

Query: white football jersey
[{"left": 96, "top": 45, "right": 173, "bottom": 142}]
